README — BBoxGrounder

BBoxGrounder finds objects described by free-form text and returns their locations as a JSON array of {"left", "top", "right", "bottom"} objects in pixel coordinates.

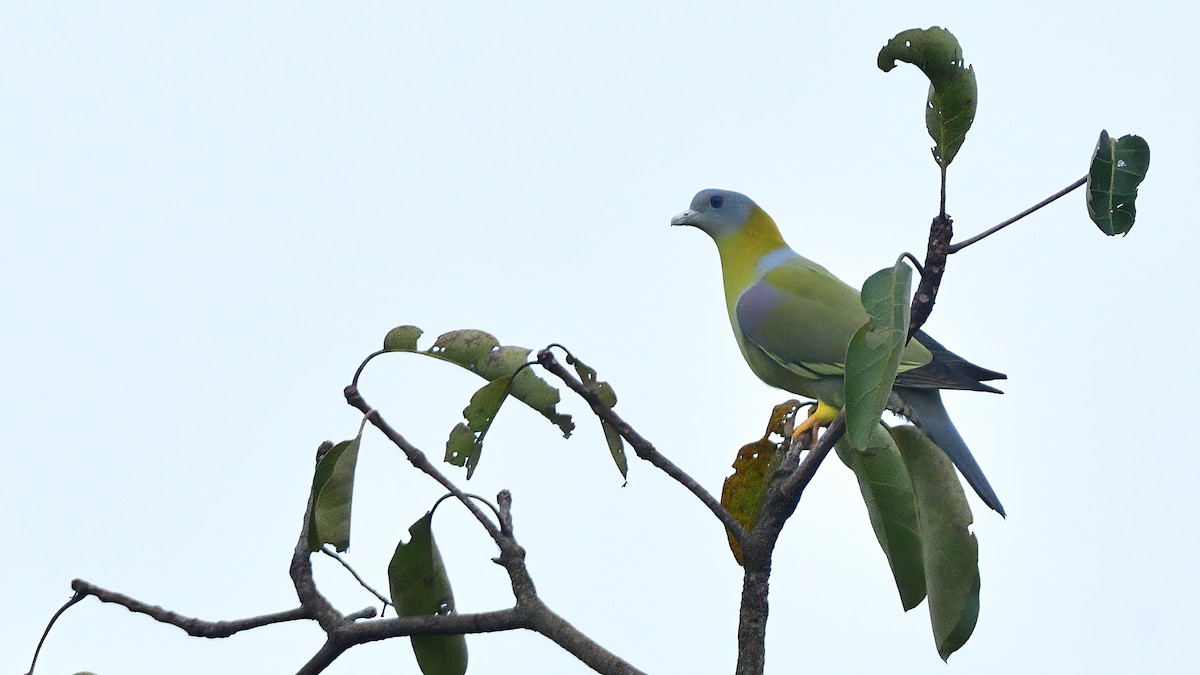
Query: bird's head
[{"left": 671, "top": 189, "right": 762, "bottom": 242}]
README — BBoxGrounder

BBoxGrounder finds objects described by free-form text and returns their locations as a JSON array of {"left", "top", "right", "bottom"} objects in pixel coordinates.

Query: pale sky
[{"left": 5, "top": 2, "right": 1196, "bottom": 674}]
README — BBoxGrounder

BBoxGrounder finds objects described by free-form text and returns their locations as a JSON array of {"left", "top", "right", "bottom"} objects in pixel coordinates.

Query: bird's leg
[{"left": 790, "top": 401, "right": 840, "bottom": 444}]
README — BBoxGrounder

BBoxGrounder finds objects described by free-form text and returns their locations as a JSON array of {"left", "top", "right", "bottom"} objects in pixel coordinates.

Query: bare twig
[
  {"left": 321, "top": 547, "right": 393, "bottom": 612},
  {"left": 68, "top": 579, "right": 314, "bottom": 637},
  {"left": 949, "top": 175, "right": 1087, "bottom": 253},
  {"left": 536, "top": 348, "right": 748, "bottom": 548},
  {"left": 344, "top": 385, "right": 505, "bottom": 546}
]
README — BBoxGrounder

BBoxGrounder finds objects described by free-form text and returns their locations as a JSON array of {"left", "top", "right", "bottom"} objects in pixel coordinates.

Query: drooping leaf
[
  {"left": 720, "top": 401, "right": 799, "bottom": 565},
  {"left": 878, "top": 27, "right": 977, "bottom": 168},
  {"left": 835, "top": 424, "right": 926, "bottom": 610},
  {"left": 892, "top": 425, "right": 980, "bottom": 661},
  {"left": 844, "top": 261, "right": 913, "bottom": 449},
  {"left": 383, "top": 325, "right": 424, "bottom": 352},
  {"left": 568, "top": 355, "right": 627, "bottom": 479},
  {"left": 601, "top": 421, "right": 628, "bottom": 481},
  {"left": 307, "top": 434, "right": 362, "bottom": 552},
  {"left": 389, "top": 511, "right": 468, "bottom": 675},
  {"left": 444, "top": 377, "right": 512, "bottom": 478},
  {"left": 1087, "top": 130, "right": 1150, "bottom": 236}
]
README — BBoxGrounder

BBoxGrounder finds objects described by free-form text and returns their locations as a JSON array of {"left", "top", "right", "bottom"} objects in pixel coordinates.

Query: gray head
[{"left": 670, "top": 189, "right": 760, "bottom": 241}]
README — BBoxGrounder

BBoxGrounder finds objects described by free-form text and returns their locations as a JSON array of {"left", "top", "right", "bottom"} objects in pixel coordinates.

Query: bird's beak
[{"left": 671, "top": 209, "right": 699, "bottom": 227}]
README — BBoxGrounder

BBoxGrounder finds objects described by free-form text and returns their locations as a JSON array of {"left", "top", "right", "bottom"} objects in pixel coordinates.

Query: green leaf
[
  {"left": 446, "top": 377, "right": 512, "bottom": 478},
  {"left": 429, "top": 329, "right": 501, "bottom": 367},
  {"left": 1087, "top": 130, "right": 1151, "bottom": 236},
  {"left": 389, "top": 511, "right": 468, "bottom": 675},
  {"left": 445, "top": 424, "right": 475, "bottom": 471},
  {"left": 307, "top": 435, "right": 362, "bottom": 552},
  {"left": 835, "top": 424, "right": 926, "bottom": 610},
  {"left": 720, "top": 402, "right": 797, "bottom": 565},
  {"left": 844, "top": 261, "right": 913, "bottom": 449},
  {"left": 892, "top": 426, "right": 980, "bottom": 661},
  {"left": 878, "top": 27, "right": 977, "bottom": 168},
  {"left": 568, "top": 355, "right": 627, "bottom": 478},
  {"left": 375, "top": 326, "right": 576, "bottom": 473},
  {"left": 601, "top": 421, "right": 628, "bottom": 481},
  {"left": 383, "top": 325, "right": 424, "bottom": 352}
]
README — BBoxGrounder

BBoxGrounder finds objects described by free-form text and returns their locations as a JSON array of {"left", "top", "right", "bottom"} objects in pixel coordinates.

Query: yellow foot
[{"left": 790, "top": 401, "right": 840, "bottom": 444}]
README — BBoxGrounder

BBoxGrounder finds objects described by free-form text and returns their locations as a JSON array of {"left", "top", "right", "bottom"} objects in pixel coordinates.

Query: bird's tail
[{"left": 896, "top": 387, "right": 1006, "bottom": 517}]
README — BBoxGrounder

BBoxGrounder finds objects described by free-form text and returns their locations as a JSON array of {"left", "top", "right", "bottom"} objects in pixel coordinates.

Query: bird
[{"left": 672, "top": 188, "right": 1007, "bottom": 516}]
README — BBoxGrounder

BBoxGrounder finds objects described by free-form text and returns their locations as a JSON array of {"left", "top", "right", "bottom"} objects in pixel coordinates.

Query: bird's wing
[
  {"left": 735, "top": 260, "right": 930, "bottom": 380},
  {"left": 894, "top": 331, "right": 1007, "bottom": 393}
]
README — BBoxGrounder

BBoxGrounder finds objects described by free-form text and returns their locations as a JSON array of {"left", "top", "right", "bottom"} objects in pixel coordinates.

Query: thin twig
[
  {"left": 536, "top": 348, "right": 748, "bottom": 548},
  {"left": 949, "top": 175, "right": 1087, "bottom": 253},
  {"left": 344, "top": 385, "right": 506, "bottom": 547},
  {"left": 321, "top": 547, "right": 393, "bottom": 612}
]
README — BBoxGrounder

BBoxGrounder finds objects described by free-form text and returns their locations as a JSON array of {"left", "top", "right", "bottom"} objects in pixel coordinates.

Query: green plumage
[{"left": 673, "top": 189, "right": 1006, "bottom": 516}]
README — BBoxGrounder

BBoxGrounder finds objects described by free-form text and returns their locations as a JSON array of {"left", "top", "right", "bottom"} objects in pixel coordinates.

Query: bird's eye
[{"left": 709, "top": 195, "right": 724, "bottom": 208}]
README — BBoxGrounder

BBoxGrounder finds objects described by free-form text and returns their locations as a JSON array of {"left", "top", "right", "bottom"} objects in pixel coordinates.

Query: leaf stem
[{"left": 949, "top": 175, "right": 1087, "bottom": 253}]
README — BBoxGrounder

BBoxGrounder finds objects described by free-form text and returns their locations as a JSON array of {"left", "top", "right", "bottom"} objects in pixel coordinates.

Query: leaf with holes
[
  {"left": 445, "top": 377, "right": 512, "bottom": 478},
  {"left": 844, "top": 261, "right": 912, "bottom": 449},
  {"left": 836, "top": 424, "right": 925, "bottom": 610},
  {"left": 377, "top": 326, "right": 575, "bottom": 474},
  {"left": 892, "top": 425, "right": 980, "bottom": 661},
  {"left": 389, "top": 511, "right": 468, "bottom": 675},
  {"left": 307, "top": 435, "right": 362, "bottom": 553},
  {"left": 878, "top": 27, "right": 977, "bottom": 168},
  {"left": 1087, "top": 130, "right": 1150, "bottom": 236},
  {"left": 720, "top": 401, "right": 798, "bottom": 565}
]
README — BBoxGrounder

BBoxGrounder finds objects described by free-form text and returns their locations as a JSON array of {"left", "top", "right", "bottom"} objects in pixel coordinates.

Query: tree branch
[
  {"left": 67, "top": 579, "right": 314, "bottom": 638},
  {"left": 536, "top": 348, "right": 747, "bottom": 548}
]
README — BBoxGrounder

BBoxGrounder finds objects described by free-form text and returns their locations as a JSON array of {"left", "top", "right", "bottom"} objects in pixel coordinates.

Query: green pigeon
[{"left": 673, "top": 188, "right": 1006, "bottom": 516}]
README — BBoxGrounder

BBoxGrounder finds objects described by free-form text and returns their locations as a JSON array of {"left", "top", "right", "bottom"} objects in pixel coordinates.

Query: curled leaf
[
  {"left": 878, "top": 27, "right": 977, "bottom": 168},
  {"left": 308, "top": 434, "right": 363, "bottom": 552}
]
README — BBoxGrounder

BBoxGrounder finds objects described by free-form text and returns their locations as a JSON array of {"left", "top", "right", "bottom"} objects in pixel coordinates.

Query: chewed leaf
[
  {"left": 429, "top": 329, "right": 500, "bottom": 367},
  {"left": 567, "top": 355, "right": 625, "bottom": 477},
  {"left": 383, "top": 325, "right": 424, "bottom": 352},
  {"left": 389, "top": 511, "right": 468, "bottom": 675},
  {"left": 308, "top": 435, "right": 362, "bottom": 552},
  {"left": 444, "top": 423, "right": 476, "bottom": 471},
  {"left": 1087, "top": 130, "right": 1150, "bottom": 236},
  {"left": 375, "top": 326, "right": 576, "bottom": 473},
  {"left": 892, "top": 426, "right": 980, "bottom": 661},
  {"left": 453, "top": 377, "right": 512, "bottom": 478},
  {"left": 835, "top": 424, "right": 925, "bottom": 610},
  {"left": 845, "top": 261, "right": 913, "bottom": 449},
  {"left": 878, "top": 27, "right": 977, "bottom": 168},
  {"left": 720, "top": 401, "right": 799, "bottom": 565}
]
